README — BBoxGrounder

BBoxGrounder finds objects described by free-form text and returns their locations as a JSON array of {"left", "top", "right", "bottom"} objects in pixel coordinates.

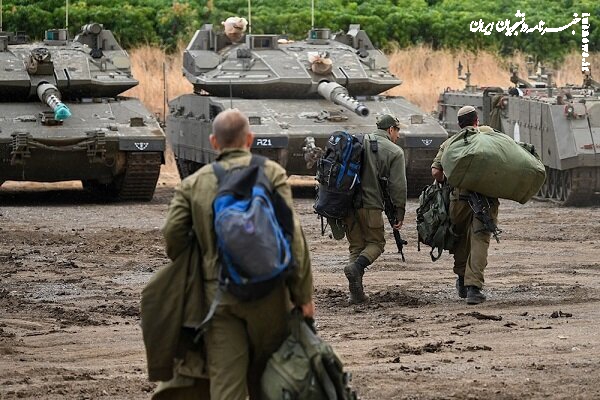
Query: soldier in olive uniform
[
  {"left": 431, "top": 105, "right": 499, "bottom": 305},
  {"left": 163, "top": 109, "right": 315, "bottom": 399},
  {"left": 343, "top": 114, "right": 407, "bottom": 304}
]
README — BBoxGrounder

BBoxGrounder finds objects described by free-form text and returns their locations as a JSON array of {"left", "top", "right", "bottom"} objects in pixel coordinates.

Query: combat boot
[
  {"left": 466, "top": 286, "right": 486, "bottom": 305},
  {"left": 455, "top": 276, "right": 467, "bottom": 298},
  {"left": 344, "top": 255, "right": 370, "bottom": 304}
]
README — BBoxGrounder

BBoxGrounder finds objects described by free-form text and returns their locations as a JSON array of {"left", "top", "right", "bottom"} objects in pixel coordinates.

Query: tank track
[
  {"left": 117, "top": 152, "right": 163, "bottom": 201},
  {"left": 175, "top": 157, "right": 203, "bottom": 180},
  {"left": 535, "top": 166, "right": 600, "bottom": 206}
]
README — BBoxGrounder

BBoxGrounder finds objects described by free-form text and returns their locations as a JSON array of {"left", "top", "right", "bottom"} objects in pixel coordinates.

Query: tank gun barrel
[
  {"left": 37, "top": 83, "right": 71, "bottom": 121},
  {"left": 317, "top": 81, "right": 369, "bottom": 117}
]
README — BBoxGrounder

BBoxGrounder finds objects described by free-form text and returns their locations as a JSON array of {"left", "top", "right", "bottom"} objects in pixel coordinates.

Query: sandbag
[{"left": 440, "top": 126, "right": 545, "bottom": 204}]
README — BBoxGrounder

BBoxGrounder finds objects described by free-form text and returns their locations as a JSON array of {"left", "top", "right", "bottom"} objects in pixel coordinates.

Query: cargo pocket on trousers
[{"left": 366, "top": 209, "right": 384, "bottom": 229}]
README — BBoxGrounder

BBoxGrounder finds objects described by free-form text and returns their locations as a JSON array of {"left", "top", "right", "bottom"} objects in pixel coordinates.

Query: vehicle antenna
[
  {"left": 311, "top": 0, "right": 314, "bottom": 29},
  {"left": 163, "top": 61, "right": 167, "bottom": 125},
  {"left": 247, "top": 0, "right": 252, "bottom": 34},
  {"left": 65, "top": 0, "right": 69, "bottom": 30},
  {"left": 1, "top": 0, "right": 3, "bottom": 32}
]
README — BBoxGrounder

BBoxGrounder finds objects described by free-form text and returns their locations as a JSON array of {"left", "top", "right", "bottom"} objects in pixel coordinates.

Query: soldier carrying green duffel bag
[
  {"left": 431, "top": 105, "right": 524, "bottom": 306},
  {"left": 439, "top": 122, "right": 546, "bottom": 204}
]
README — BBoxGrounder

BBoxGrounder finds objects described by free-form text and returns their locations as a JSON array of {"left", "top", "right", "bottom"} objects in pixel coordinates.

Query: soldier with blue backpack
[
  {"left": 316, "top": 114, "right": 407, "bottom": 304},
  {"left": 162, "top": 108, "right": 314, "bottom": 399}
]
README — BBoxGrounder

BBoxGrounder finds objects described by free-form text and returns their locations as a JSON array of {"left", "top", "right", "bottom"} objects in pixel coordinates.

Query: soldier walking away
[
  {"left": 162, "top": 109, "right": 315, "bottom": 399},
  {"left": 344, "top": 114, "right": 407, "bottom": 304},
  {"left": 431, "top": 105, "right": 500, "bottom": 305}
]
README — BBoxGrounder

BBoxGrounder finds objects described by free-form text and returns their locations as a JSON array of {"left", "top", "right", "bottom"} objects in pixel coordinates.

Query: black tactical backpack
[
  {"left": 313, "top": 131, "right": 364, "bottom": 220},
  {"left": 416, "top": 181, "right": 459, "bottom": 261},
  {"left": 261, "top": 311, "right": 357, "bottom": 400}
]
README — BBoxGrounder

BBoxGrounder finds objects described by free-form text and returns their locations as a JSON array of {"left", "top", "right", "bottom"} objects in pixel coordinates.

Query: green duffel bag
[
  {"left": 261, "top": 311, "right": 357, "bottom": 400},
  {"left": 441, "top": 126, "right": 546, "bottom": 204}
]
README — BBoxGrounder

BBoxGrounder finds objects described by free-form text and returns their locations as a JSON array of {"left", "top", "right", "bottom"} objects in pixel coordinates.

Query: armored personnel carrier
[
  {"left": 438, "top": 65, "right": 600, "bottom": 206},
  {"left": 0, "top": 23, "right": 165, "bottom": 200},
  {"left": 167, "top": 24, "right": 448, "bottom": 197}
]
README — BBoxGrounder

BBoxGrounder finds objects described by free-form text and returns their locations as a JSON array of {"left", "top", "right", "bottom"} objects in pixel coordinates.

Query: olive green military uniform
[
  {"left": 432, "top": 125, "right": 499, "bottom": 288},
  {"left": 344, "top": 129, "right": 407, "bottom": 263},
  {"left": 162, "top": 148, "right": 313, "bottom": 400}
]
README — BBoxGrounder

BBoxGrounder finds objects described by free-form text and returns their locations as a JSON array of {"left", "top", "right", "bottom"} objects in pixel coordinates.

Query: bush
[{"left": 1, "top": 0, "right": 596, "bottom": 61}]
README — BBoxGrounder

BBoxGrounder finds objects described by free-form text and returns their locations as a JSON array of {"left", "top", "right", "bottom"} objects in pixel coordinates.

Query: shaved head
[{"left": 212, "top": 108, "right": 251, "bottom": 148}]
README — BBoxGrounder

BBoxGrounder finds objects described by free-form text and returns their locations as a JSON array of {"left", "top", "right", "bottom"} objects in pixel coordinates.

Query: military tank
[
  {"left": 166, "top": 23, "right": 448, "bottom": 197},
  {"left": 437, "top": 64, "right": 600, "bottom": 206},
  {"left": 0, "top": 23, "right": 165, "bottom": 201}
]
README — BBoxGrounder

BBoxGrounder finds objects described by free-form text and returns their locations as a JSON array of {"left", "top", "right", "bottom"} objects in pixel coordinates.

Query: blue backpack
[
  {"left": 313, "top": 131, "right": 364, "bottom": 219},
  {"left": 212, "top": 155, "right": 294, "bottom": 301}
]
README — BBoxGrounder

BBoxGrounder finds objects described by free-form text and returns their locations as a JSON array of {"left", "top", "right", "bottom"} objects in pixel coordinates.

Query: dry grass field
[{"left": 124, "top": 45, "right": 599, "bottom": 118}]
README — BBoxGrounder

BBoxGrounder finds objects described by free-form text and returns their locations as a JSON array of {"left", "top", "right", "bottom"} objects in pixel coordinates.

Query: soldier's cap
[
  {"left": 457, "top": 105, "right": 477, "bottom": 117},
  {"left": 377, "top": 114, "right": 406, "bottom": 129}
]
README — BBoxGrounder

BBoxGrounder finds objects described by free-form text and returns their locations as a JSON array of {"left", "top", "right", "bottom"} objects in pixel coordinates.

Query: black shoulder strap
[
  {"left": 212, "top": 154, "right": 267, "bottom": 184},
  {"left": 369, "top": 135, "right": 378, "bottom": 154},
  {"left": 367, "top": 134, "right": 382, "bottom": 178},
  {"left": 250, "top": 154, "right": 267, "bottom": 167},
  {"left": 355, "top": 133, "right": 365, "bottom": 145},
  {"left": 212, "top": 161, "right": 227, "bottom": 183}
]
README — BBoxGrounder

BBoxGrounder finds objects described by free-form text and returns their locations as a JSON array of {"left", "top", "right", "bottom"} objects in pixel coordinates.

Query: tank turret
[
  {"left": 168, "top": 23, "right": 448, "bottom": 196},
  {"left": 0, "top": 23, "right": 165, "bottom": 200}
]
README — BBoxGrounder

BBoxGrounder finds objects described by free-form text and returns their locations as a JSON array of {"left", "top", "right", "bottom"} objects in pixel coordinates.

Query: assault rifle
[
  {"left": 379, "top": 176, "right": 408, "bottom": 261},
  {"left": 467, "top": 192, "right": 501, "bottom": 243}
]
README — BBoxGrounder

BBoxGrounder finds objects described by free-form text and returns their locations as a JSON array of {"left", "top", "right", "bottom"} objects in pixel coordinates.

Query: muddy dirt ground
[{"left": 1, "top": 167, "right": 599, "bottom": 400}]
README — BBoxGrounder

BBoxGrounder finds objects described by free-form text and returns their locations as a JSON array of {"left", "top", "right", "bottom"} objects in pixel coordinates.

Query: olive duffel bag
[{"left": 441, "top": 126, "right": 546, "bottom": 204}]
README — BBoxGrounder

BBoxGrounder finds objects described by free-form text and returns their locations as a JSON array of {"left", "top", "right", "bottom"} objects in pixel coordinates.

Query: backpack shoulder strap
[
  {"left": 355, "top": 133, "right": 365, "bottom": 145},
  {"left": 367, "top": 134, "right": 378, "bottom": 153},
  {"left": 250, "top": 154, "right": 274, "bottom": 193},
  {"left": 250, "top": 154, "right": 268, "bottom": 167},
  {"left": 212, "top": 154, "right": 267, "bottom": 185},
  {"left": 212, "top": 162, "right": 227, "bottom": 183},
  {"left": 366, "top": 134, "right": 383, "bottom": 179}
]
